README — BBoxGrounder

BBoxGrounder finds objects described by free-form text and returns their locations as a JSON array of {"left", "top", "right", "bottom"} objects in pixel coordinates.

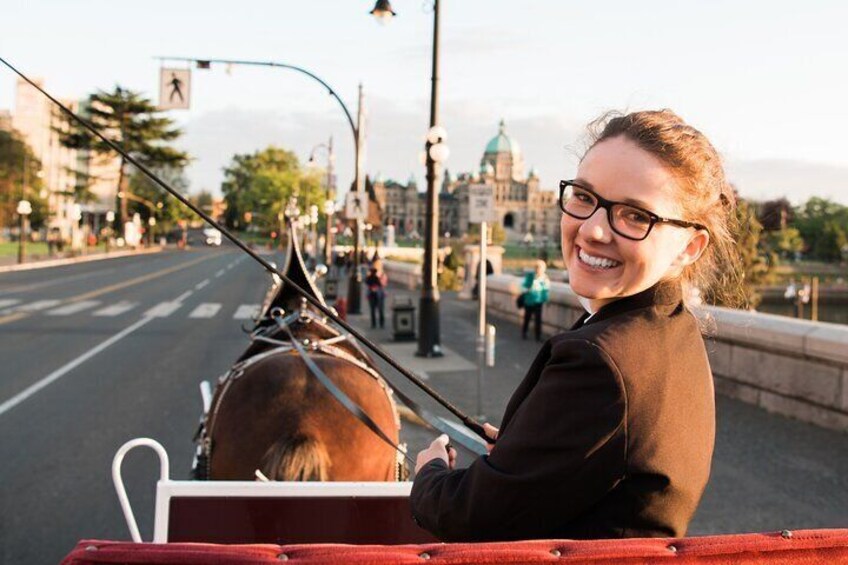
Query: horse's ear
[{"left": 257, "top": 221, "right": 327, "bottom": 324}]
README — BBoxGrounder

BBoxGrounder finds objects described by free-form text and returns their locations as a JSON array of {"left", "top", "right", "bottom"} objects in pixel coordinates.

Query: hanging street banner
[
  {"left": 468, "top": 184, "right": 495, "bottom": 223},
  {"left": 344, "top": 192, "right": 367, "bottom": 220},
  {"left": 158, "top": 68, "right": 191, "bottom": 110}
]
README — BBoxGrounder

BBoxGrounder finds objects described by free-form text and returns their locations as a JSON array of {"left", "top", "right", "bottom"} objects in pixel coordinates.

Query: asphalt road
[{"left": 0, "top": 246, "right": 282, "bottom": 564}]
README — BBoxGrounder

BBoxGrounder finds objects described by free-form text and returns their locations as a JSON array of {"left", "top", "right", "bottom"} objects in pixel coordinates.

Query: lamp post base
[
  {"left": 347, "top": 271, "right": 362, "bottom": 315},
  {"left": 416, "top": 295, "right": 443, "bottom": 357}
]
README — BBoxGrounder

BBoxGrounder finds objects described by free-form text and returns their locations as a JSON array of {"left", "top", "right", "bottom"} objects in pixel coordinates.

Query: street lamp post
[
  {"left": 308, "top": 137, "right": 336, "bottom": 266},
  {"left": 372, "top": 0, "right": 448, "bottom": 357},
  {"left": 16, "top": 200, "right": 32, "bottom": 264},
  {"left": 105, "top": 210, "right": 115, "bottom": 252},
  {"left": 347, "top": 84, "right": 365, "bottom": 315}
]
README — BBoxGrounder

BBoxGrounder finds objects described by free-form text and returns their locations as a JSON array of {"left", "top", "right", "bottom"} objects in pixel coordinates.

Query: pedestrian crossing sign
[
  {"left": 159, "top": 68, "right": 191, "bottom": 110},
  {"left": 344, "top": 192, "right": 367, "bottom": 220}
]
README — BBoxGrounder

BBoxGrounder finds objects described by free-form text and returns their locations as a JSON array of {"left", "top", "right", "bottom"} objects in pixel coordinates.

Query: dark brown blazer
[{"left": 410, "top": 279, "right": 715, "bottom": 541}]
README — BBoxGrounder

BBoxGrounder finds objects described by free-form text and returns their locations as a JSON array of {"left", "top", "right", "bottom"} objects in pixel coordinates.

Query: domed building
[{"left": 373, "top": 121, "right": 560, "bottom": 243}]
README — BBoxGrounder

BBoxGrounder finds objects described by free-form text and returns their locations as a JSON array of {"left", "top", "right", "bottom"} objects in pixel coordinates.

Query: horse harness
[{"left": 194, "top": 307, "right": 410, "bottom": 481}]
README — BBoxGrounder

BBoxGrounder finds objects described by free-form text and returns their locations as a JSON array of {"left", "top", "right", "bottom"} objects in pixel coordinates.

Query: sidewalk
[
  {"left": 343, "top": 281, "right": 544, "bottom": 468},
  {"left": 0, "top": 245, "right": 164, "bottom": 273}
]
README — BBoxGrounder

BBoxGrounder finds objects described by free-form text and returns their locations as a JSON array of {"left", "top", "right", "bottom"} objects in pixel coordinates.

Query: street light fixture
[
  {"left": 370, "top": 0, "right": 396, "bottom": 23},
  {"left": 372, "top": 0, "right": 447, "bottom": 357}
]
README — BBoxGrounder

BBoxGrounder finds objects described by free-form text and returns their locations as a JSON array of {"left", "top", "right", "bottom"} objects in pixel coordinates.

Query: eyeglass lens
[{"left": 561, "top": 184, "right": 653, "bottom": 239}]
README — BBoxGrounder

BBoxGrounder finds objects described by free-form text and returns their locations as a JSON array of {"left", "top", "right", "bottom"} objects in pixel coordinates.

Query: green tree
[
  {"left": 793, "top": 197, "right": 848, "bottom": 261},
  {"left": 56, "top": 85, "right": 190, "bottom": 233},
  {"left": 763, "top": 227, "right": 804, "bottom": 261},
  {"left": 0, "top": 130, "right": 49, "bottom": 230},
  {"left": 707, "top": 198, "right": 772, "bottom": 309},
  {"left": 220, "top": 146, "right": 322, "bottom": 231},
  {"left": 128, "top": 165, "right": 191, "bottom": 230}
]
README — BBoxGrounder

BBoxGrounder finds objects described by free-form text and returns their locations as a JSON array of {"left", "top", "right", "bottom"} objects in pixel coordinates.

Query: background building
[
  {"left": 11, "top": 78, "right": 121, "bottom": 242},
  {"left": 372, "top": 121, "right": 560, "bottom": 242}
]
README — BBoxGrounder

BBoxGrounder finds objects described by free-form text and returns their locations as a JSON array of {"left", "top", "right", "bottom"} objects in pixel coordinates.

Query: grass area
[
  {"left": 0, "top": 241, "right": 110, "bottom": 259},
  {"left": 0, "top": 241, "right": 49, "bottom": 257}
]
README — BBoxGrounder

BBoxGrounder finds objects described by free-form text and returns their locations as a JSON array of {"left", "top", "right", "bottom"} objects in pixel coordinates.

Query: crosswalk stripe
[
  {"left": 47, "top": 300, "right": 101, "bottom": 316},
  {"left": 189, "top": 303, "right": 222, "bottom": 319},
  {"left": 233, "top": 304, "right": 260, "bottom": 320},
  {"left": 0, "top": 299, "right": 21, "bottom": 309},
  {"left": 92, "top": 301, "right": 138, "bottom": 317},
  {"left": 17, "top": 299, "right": 62, "bottom": 312},
  {"left": 144, "top": 301, "right": 183, "bottom": 318}
]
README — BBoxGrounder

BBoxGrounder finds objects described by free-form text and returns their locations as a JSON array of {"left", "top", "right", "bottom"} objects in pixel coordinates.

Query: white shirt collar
[{"left": 577, "top": 295, "right": 595, "bottom": 320}]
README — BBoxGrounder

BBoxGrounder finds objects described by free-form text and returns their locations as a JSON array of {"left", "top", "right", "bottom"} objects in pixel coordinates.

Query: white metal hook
[{"left": 112, "top": 438, "right": 170, "bottom": 543}]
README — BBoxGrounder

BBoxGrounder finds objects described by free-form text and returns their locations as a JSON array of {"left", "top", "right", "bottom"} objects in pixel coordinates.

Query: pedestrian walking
[
  {"left": 521, "top": 260, "right": 549, "bottom": 341},
  {"left": 365, "top": 259, "right": 388, "bottom": 329},
  {"left": 411, "top": 109, "right": 744, "bottom": 542}
]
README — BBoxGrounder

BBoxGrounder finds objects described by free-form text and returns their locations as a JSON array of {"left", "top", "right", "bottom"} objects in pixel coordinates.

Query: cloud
[
  {"left": 726, "top": 159, "right": 848, "bottom": 205},
  {"left": 178, "top": 104, "right": 848, "bottom": 206}
]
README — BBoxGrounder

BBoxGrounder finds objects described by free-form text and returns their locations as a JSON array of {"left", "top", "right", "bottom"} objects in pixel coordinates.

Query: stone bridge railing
[{"left": 486, "top": 274, "right": 848, "bottom": 433}]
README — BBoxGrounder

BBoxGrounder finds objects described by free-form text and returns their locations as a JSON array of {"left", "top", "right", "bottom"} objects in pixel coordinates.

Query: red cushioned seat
[{"left": 62, "top": 528, "right": 848, "bottom": 564}]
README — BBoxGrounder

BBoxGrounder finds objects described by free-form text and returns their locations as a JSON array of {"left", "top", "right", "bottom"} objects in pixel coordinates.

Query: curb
[{"left": 0, "top": 246, "right": 165, "bottom": 273}]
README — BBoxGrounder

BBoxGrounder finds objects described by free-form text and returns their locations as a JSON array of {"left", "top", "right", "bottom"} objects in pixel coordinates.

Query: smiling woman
[{"left": 411, "top": 109, "right": 744, "bottom": 542}]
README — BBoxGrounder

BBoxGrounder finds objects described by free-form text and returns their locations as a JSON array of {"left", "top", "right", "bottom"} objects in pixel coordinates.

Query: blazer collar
[{"left": 570, "top": 279, "right": 683, "bottom": 329}]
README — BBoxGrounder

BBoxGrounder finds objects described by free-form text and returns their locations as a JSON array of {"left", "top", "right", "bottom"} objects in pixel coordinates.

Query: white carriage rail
[{"left": 112, "top": 438, "right": 416, "bottom": 544}]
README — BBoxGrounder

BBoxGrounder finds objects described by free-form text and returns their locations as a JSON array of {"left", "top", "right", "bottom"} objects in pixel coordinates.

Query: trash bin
[
  {"left": 392, "top": 297, "right": 416, "bottom": 342},
  {"left": 324, "top": 276, "right": 338, "bottom": 300}
]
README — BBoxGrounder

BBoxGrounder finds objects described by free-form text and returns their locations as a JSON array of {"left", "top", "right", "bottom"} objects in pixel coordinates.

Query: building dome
[
  {"left": 528, "top": 166, "right": 539, "bottom": 179},
  {"left": 484, "top": 119, "right": 521, "bottom": 158}
]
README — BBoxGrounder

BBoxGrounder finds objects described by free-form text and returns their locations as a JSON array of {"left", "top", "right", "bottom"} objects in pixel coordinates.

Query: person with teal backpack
[{"left": 521, "top": 260, "right": 550, "bottom": 341}]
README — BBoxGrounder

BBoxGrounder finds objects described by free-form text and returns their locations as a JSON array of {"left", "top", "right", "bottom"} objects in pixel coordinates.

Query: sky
[{"left": 2, "top": 0, "right": 848, "bottom": 205}]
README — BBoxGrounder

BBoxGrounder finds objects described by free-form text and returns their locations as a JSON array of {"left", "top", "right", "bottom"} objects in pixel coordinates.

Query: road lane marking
[
  {"left": 93, "top": 301, "right": 138, "bottom": 317},
  {"left": 194, "top": 279, "right": 210, "bottom": 290},
  {"left": 0, "top": 299, "right": 21, "bottom": 308},
  {"left": 46, "top": 300, "right": 100, "bottom": 316},
  {"left": 0, "top": 253, "right": 216, "bottom": 327},
  {"left": 189, "top": 303, "right": 222, "bottom": 318},
  {"left": 233, "top": 304, "right": 260, "bottom": 320},
  {"left": 174, "top": 290, "right": 193, "bottom": 302},
  {"left": 215, "top": 269, "right": 225, "bottom": 277},
  {"left": 0, "top": 316, "right": 155, "bottom": 418},
  {"left": 144, "top": 301, "right": 183, "bottom": 318},
  {"left": 15, "top": 299, "right": 62, "bottom": 312}
]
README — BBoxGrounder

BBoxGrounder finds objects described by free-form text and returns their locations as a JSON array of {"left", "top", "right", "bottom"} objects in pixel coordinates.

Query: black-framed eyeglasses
[{"left": 558, "top": 180, "right": 708, "bottom": 241}]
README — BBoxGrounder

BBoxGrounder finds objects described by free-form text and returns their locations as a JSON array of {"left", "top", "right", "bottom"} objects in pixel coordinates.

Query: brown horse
[{"left": 194, "top": 228, "right": 403, "bottom": 482}]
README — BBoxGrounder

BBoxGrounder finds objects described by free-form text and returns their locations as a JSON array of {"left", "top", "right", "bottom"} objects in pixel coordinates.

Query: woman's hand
[
  {"left": 483, "top": 423, "right": 499, "bottom": 454},
  {"left": 415, "top": 434, "right": 457, "bottom": 473}
]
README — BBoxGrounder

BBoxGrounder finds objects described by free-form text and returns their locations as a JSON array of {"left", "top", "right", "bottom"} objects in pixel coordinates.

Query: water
[{"left": 756, "top": 300, "right": 848, "bottom": 325}]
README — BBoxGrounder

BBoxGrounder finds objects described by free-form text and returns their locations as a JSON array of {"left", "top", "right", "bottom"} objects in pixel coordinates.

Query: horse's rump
[{"left": 206, "top": 350, "right": 399, "bottom": 482}]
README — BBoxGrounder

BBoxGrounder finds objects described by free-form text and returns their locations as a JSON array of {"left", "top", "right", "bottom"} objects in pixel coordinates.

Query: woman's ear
[{"left": 673, "top": 229, "right": 710, "bottom": 269}]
